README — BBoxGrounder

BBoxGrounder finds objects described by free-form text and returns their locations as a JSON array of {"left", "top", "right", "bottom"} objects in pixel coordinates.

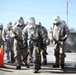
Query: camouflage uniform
[
  {"left": 28, "top": 39, "right": 34, "bottom": 63},
  {"left": 12, "top": 17, "right": 29, "bottom": 69},
  {"left": 38, "top": 22, "right": 49, "bottom": 65},
  {"left": 52, "top": 16, "right": 69, "bottom": 69},
  {"left": 2, "top": 21, "right": 14, "bottom": 63},
  {"left": 22, "top": 17, "right": 44, "bottom": 73},
  {"left": 0, "top": 23, "right": 3, "bottom": 47}
]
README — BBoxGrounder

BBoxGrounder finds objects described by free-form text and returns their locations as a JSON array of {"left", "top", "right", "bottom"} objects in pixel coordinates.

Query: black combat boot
[
  {"left": 37, "top": 66, "right": 41, "bottom": 70},
  {"left": 33, "top": 69, "right": 38, "bottom": 73},
  {"left": 33, "top": 66, "right": 41, "bottom": 73},
  {"left": 53, "top": 64, "right": 59, "bottom": 68},
  {"left": 25, "top": 64, "right": 29, "bottom": 68},
  {"left": 61, "top": 64, "right": 65, "bottom": 69},
  {"left": 43, "top": 60, "right": 47, "bottom": 65},
  {"left": 16, "top": 65, "right": 21, "bottom": 69}
]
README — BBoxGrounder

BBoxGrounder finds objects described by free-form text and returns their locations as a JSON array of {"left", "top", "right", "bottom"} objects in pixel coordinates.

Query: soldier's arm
[
  {"left": 11, "top": 25, "right": 18, "bottom": 38},
  {"left": 62, "top": 25, "right": 70, "bottom": 41},
  {"left": 65, "top": 25, "right": 70, "bottom": 36},
  {"left": 22, "top": 27, "right": 28, "bottom": 48},
  {"left": 2, "top": 29, "right": 6, "bottom": 41}
]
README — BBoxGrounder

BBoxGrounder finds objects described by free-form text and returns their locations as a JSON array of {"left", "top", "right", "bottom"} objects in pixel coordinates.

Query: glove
[
  {"left": 43, "top": 50, "right": 48, "bottom": 55},
  {"left": 23, "top": 41, "right": 28, "bottom": 48},
  {"left": 12, "top": 32, "right": 18, "bottom": 38},
  {"left": 14, "top": 35, "right": 17, "bottom": 38},
  {"left": 62, "top": 37, "right": 67, "bottom": 41},
  {"left": 61, "top": 35, "right": 67, "bottom": 41}
]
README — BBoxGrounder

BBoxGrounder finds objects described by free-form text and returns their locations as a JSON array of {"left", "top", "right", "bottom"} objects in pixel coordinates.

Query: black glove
[
  {"left": 61, "top": 37, "right": 67, "bottom": 41},
  {"left": 13, "top": 32, "right": 18, "bottom": 38},
  {"left": 43, "top": 50, "right": 48, "bottom": 55},
  {"left": 14, "top": 35, "right": 17, "bottom": 38},
  {"left": 23, "top": 41, "right": 28, "bottom": 48}
]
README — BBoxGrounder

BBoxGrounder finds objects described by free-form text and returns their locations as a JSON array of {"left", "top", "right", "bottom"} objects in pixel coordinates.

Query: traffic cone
[{"left": 0, "top": 45, "right": 4, "bottom": 67}]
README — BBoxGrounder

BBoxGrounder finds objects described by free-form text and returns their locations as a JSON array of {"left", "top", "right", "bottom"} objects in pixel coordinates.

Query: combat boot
[
  {"left": 25, "top": 64, "right": 29, "bottom": 68},
  {"left": 53, "top": 64, "right": 59, "bottom": 68},
  {"left": 37, "top": 67, "right": 41, "bottom": 70},
  {"left": 16, "top": 65, "right": 21, "bottom": 69},
  {"left": 61, "top": 64, "right": 65, "bottom": 69},
  {"left": 43, "top": 60, "right": 47, "bottom": 65},
  {"left": 33, "top": 69, "right": 38, "bottom": 73},
  {"left": 33, "top": 66, "right": 41, "bottom": 73}
]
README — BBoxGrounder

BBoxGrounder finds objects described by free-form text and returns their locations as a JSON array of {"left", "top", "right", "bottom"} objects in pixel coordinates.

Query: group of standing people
[{"left": 0, "top": 15, "right": 69, "bottom": 73}]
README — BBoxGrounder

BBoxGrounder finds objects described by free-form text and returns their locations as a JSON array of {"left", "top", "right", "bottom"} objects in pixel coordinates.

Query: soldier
[
  {"left": 22, "top": 17, "right": 44, "bottom": 73},
  {"left": 2, "top": 21, "right": 15, "bottom": 63},
  {"left": 12, "top": 17, "right": 29, "bottom": 69},
  {"left": 38, "top": 22, "right": 49, "bottom": 65},
  {"left": 52, "top": 15, "right": 69, "bottom": 69},
  {"left": 0, "top": 23, "right": 3, "bottom": 47}
]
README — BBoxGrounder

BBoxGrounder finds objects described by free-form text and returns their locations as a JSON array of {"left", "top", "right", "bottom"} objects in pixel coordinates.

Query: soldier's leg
[
  {"left": 4, "top": 40, "right": 10, "bottom": 63},
  {"left": 5, "top": 51, "right": 10, "bottom": 63},
  {"left": 16, "top": 50, "right": 21, "bottom": 69},
  {"left": 53, "top": 45, "right": 59, "bottom": 67},
  {"left": 42, "top": 48, "right": 47, "bottom": 65},
  {"left": 28, "top": 40, "right": 33, "bottom": 63},
  {"left": 11, "top": 50, "right": 15, "bottom": 63},
  {"left": 60, "top": 46, "right": 66, "bottom": 69},
  {"left": 33, "top": 47, "right": 41, "bottom": 73},
  {"left": 22, "top": 49, "right": 29, "bottom": 68},
  {"left": 10, "top": 38, "right": 15, "bottom": 63},
  {"left": 28, "top": 44, "right": 33, "bottom": 63},
  {"left": 61, "top": 53, "right": 66, "bottom": 69}
]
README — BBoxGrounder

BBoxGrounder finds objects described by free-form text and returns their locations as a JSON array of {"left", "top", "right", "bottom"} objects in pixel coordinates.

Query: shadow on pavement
[
  {"left": 0, "top": 62, "right": 76, "bottom": 74},
  {"left": 40, "top": 62, "right": 76, "bottom": 74},
  {"left": 0, "top": 68, "right": 13, "bottom": 72},
  {"left": 40, "top": 66, "right": 76, "bottom": 74},
  {"left": 0, "top": 63, "right": 30, "bottom": 71}
]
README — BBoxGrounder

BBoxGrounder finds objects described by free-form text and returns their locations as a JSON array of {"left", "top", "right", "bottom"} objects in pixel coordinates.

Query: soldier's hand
[{"left": 61, "top": 37, "right": 67, "bottom": 41}]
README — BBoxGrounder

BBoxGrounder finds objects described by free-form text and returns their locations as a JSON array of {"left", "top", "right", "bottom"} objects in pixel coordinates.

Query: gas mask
[
  {"left": 17, "top": 16, "right": 24, "bottom": 27},
  {"left": 7, "top": 21, "right": 12, "bottom": 31},
  {"left": 29, "top": 17, "right": 36, "bottom": 28},
  {"left": 53, "top": 15, "right": 61, "bottom": 26},
  {"left": 29, "top": 17, "right": 35, "bottom": 25}
]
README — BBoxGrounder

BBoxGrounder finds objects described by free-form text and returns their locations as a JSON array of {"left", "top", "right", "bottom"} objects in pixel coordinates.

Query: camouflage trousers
[
  {"left": 32, "top": 45, "right": 41, "bottom": 69},
  {"left": 42, "top": 47, "right": 47, "bottom": 63},
  {"left": 4, "top": 39, "right": 14, "bottom": 63},
  {"left": 54, "top": 42, "right": 66, "bottom": 65},
  {"left": 14, "top": 39, "right": 28, "bottom": 66}
]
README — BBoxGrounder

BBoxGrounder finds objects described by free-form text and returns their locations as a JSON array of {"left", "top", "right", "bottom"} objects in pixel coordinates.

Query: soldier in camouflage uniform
[
  {"left": 2, "top": 21, "right": 15, "bottom": 63},
  {"left": 12, "top": 17, "right": 29, "bottom": 69},
  {"left": 52, "top": 16, "right": 69, "bottom": 69},
  {"left": 38, "top": 22, "right": 50, "bottom": 65},
  {"left": 22, "top": 17, "right": 45, "bottom": 73}
]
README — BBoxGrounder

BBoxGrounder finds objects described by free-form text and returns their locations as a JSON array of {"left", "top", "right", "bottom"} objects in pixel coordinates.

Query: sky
[{"left": 0, "top": 0, "right": 76, "bottom": 30}]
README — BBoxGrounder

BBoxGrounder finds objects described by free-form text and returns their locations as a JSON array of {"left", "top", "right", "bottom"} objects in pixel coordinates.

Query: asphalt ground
[{"left": 0, "top": 45, "right": 76, "bottom": 75}]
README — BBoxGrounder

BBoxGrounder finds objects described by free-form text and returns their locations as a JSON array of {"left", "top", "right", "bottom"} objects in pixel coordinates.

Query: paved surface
[{"left": 0, "top": 45, "right": 76, "bottom": 75}]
